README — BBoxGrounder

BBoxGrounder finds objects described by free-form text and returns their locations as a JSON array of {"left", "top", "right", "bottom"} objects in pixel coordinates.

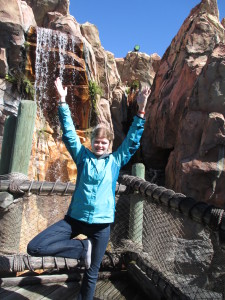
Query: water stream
[
  {"left": 33, "top": 27, "right": 79, "bottom": 182},
  {"left": 35, "top": 27, "right": 78, "bottom": 122}
]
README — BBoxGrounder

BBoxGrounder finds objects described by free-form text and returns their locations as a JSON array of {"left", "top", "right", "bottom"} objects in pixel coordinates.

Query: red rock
[{"left": 143, "top": 0, "right": 225, "bottom": 206}]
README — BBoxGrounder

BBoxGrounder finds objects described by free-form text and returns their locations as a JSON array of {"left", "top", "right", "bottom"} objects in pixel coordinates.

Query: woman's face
[{"left": 91, "top": 137, "right": 110, "bottom": 156}]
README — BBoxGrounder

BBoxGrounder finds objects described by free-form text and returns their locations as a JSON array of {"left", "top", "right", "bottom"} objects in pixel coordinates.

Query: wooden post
[
  {"left": 9, "top": 100, "right": 37, "bottom": 175},
  {"left": 0, "top": 115, "right": 17, "bottom": 175},
  {"left": 129, "top": 163, "right": 145, "bottom": 245}
]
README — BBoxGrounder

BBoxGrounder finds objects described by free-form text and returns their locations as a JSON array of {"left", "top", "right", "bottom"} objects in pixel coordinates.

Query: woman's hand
[
  {"left": 54, "top": 77, "right": 67, "bottom": 102},
  {"left": 137, "top": 86, "right": 151, "bottom": 117}
]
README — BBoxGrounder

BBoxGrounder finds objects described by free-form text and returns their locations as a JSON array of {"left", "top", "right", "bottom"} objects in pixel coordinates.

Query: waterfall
[
  {"left": 33, "top": 27, "right": 79, "bottom": 182},
  {"left": 34, "top": 27, "right": 78, "bottom": 122}
]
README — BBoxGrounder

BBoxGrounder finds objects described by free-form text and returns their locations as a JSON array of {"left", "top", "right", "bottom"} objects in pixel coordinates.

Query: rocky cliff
[
  {"left": 142, "top": 0, "right": 225, "bottom": 206},
  {"left": 0, "top": 0, "right": 225, "bottom": 206}
]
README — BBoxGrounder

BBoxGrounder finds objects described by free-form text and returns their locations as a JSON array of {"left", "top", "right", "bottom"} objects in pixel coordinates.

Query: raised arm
[
  {"left": 55, "top": 78, "right": 83, "bottom": 163},
  {"left": 114, "top": 86, "right": 151, "bottom": 167},
  {"left": 55, "top": 77, "right": 67, "bottom": 103},
  {"left": 136, "top": 86, "right": 151, "bottom": 118}
]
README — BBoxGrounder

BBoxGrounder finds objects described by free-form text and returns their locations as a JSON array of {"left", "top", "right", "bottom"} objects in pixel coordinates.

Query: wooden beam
[
  {"left": 0, "top": 115, "right": 17, "bottom": 175},
  {"left": 0, "top": 180, "right": 126, "bottom": 196},
  {"left": 129, "top": 163, "right": 145, "bottom": 245},
  {"left": 9, "top": 100, "right": 37, "bottom": 176},
  {"left": 0, "top": 273, "right": 81, "bottom": 287}
]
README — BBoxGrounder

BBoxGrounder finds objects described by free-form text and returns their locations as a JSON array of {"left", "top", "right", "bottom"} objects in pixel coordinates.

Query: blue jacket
[{"left": 58, "top": 104, "right": 145, "bottom": 224}]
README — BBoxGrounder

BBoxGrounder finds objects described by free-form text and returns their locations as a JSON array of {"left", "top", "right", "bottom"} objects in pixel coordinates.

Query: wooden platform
[{"left": 0, "top": 274, "right": 150, "bottom": 300}]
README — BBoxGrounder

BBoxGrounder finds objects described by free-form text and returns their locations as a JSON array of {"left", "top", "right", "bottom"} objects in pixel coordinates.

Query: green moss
[
  {"left": 37, "top": 128, "right": 48, "bottom": 140},
  {"left": 125, "top": 80, "right": 140, "bottom": 96},
  {"left": 88, "top": 80, "right": 102, "bottom": 127},
  {"left": 23, "top": 41, "right": 30, "bottom": 51},
  {"left": 89, "top": 80, "right": 102, "bottom": 112},
  {"left": 130, "top": 80, "right": 140, "bottom": 91},
  {"left": 5, "top": 72, "right": 35, "bottom": 100}
]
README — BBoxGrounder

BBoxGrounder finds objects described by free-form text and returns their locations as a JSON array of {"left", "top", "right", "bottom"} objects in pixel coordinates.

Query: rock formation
[
  {"left": 142, "top": 0, "right": 225, "bottom": 206},
  {"left": 24, "top": 0, "right": 69, "bottom": 27},
  {"left": 0, "top": 0, "right": 225, "bottom": 206},
  {"left": 0, "top": 0, "right": 159, "bottom": 183}
]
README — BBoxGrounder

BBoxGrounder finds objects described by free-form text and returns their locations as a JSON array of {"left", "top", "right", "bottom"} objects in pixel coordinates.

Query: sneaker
[{"left": 85, "top": 239, "right": 92, "bottom": 269}]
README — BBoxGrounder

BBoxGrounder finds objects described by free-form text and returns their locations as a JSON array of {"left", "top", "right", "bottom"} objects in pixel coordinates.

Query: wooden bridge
[
  {"left": 0, "top": 271, "right": 149, "bottom": 300},
  {"left": 0, "top": 101, "right": 224, "bottom": 299},
  {"left": 0, "top": 170, "right": 224, "bottom": 300}
]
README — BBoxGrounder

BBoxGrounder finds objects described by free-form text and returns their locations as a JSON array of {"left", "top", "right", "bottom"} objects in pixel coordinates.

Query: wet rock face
[
  {"left": 142, "top": 0, "right": 225, "bottom": 206},
  {"left": 26, "top": 26, "right": 90, "bottom": 129},
  {"left": 25, "top": 25, "right": 92, "bottom": 182}
]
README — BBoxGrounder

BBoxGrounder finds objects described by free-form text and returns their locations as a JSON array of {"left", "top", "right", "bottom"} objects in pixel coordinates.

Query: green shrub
[
  {"left": 130, "top": 80, "right": 140, "bottom": 91},
  {"left": 5, "top": 72, "right": 35, "bottom": 100},
  {"left": 88, "top": 80, "right": 102, "bottom": 112}
]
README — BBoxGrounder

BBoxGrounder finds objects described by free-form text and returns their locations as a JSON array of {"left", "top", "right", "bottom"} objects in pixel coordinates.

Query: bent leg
[{"left": 27, "top": 219, "right": 88, "bottom": 260}]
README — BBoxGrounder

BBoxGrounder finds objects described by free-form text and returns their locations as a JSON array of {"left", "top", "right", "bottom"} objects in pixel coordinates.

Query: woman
[{"left": 27, "top": 78, "right": 151, "bottom": 299}]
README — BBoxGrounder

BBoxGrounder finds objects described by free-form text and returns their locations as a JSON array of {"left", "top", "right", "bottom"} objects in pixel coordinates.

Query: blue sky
[{"left": 69, "top": 1, "right": 225, "bottom": 58}]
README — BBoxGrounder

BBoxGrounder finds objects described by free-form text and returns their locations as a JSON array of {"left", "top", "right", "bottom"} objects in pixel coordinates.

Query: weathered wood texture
[
  {"left": 0, "top": 180, "right": 126, "bottom": 196},
  {"left": 0, "top": 255, "right": 78, "bottom": 273},
  {"left": 0, "top": 273, "right": 150, "bottom": 300},
  {"left": 9, "top": 100, "right": 37, "bottom": 175},
  {"left": 0, "top": 180, "right": 75, "bottom": 195},
  {"left": 129, "top": 163, "right": 145, "bottom": 244},
  {"left": 0, "top": 115, "right": 17, "bottom": 175},
  {"left": 0, "top": 253, "right": 122, "bottom": 273},
  {"left": 0, "top": 273, "right": 81, "bottom": 287}
]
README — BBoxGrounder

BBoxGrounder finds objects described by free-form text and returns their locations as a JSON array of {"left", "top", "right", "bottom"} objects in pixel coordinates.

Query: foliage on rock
[
  {"left": 5, "top": 72, "right": 35, "bottom": 100},
  {"left": 88, "top": 80, "right": 102, "bottom": 125}
]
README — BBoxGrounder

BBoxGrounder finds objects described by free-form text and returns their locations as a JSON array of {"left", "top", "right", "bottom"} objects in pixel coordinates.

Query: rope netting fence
[
  {"left": 0, "top": 172, "right": 225, "bottom": 300},
  {"left": 114, "top": 175, "right": 225, "bottom": 300}
]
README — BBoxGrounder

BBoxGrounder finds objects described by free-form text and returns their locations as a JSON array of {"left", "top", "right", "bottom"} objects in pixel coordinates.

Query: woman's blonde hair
[{"left": 91, "top": 124, "right": 114, "bottom": 142}]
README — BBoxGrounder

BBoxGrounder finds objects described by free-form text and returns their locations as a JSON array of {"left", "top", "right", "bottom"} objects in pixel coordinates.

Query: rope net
[
  {"left": 0, "top": 177, "right": 224, "bottom": 299},
  {"left": 111, "top": 191, "right": 225, "bottom": 299}
]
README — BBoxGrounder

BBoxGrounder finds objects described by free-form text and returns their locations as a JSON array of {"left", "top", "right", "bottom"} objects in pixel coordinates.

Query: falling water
[
  {"left": 33, "top": 27, "right": 79, "bottom": 181},
  {"left": 35, "top": 27, "right": 78, "bottom": 121}
]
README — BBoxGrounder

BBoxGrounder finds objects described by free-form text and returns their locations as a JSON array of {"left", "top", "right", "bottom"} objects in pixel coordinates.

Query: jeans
[{"left": 27, "top": 215, "right": 111, "bottom": 300}]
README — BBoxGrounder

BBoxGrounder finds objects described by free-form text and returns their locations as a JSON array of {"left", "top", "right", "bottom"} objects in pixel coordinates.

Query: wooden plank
[
  {"left": 95, "top": 280, "right": 112, "bottom": 299},
  {"left": 10, "top": 100, "right": 37, "bottom": 175},
  {"left": 102, "top": 280, "right": 125, "bottom": 299},
  {"left": 41, "top": 281, "right": 80, "bottom": 300},
  {"left": 0, "top": 256, "right": 79, "bottom": 273},
  {"left": 0, "top": 283, "right": 62, "bottom": 300},
  {"left": 0, "top": 115, "right": 17, "bottom": 175},
  {"left": 102, "top": 279, "right": 127, "bottom": 300},
  {"left": 0, "top": 277, "right": 151, "bottom": 300},
  {"left": 101, "top": 280, "right": 124, "bottom": 299},
  {"left": 0, "top": 180, "right": 75, "bottom": 195},
  {"left": 94, "top": 278, "right": 129, "bottom": 300},
  {"left": 22, "top": 283, "right": 68, "bottom": 300},
  {"left": 59, "top": 283, "right": 81, "bottom": 300},
  {"left": 0, "top": 273, "right": 80, "bottom": 287},
  {"left": 0, "top": 181, "right": 125, "bottom": 196},
  {"left": 0, "top": 286, "right": 21, "bottom": 298}
]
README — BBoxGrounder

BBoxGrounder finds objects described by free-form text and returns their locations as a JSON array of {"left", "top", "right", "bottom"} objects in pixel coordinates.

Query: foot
[{"left": 85, "top": 239, "right": 92, "bottom": 269}]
